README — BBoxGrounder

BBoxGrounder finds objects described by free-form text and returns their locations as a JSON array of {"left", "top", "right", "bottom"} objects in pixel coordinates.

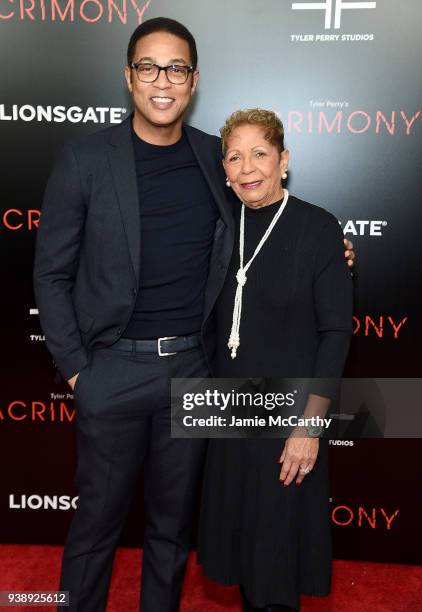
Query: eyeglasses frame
[{"left": 130, "top": 62, "right": 195, "bottom": 84}]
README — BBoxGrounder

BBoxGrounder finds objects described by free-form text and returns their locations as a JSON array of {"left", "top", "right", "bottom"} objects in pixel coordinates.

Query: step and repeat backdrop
[{"left": 1, "top": 0, "right": 421, "bottom": 565}]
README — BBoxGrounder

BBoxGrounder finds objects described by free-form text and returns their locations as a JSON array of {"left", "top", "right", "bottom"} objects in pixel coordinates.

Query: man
[{"left": 33, "top": 17, "right": 354, "bottom": 612}]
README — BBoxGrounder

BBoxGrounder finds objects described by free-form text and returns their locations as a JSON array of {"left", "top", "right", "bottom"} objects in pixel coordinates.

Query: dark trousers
[{"left": 59, "top": 342, "right": 209, "bottom": 611}]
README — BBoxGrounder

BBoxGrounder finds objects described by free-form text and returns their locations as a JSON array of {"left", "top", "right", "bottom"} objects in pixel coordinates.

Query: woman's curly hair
[{"left": 220, "top": 108, "right": 285, "bottom": 156}]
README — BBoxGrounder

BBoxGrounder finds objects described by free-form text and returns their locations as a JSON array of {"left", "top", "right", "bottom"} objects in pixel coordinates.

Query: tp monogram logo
[{"left": 292, "top": 0, "right": 376, "bottom": 29}]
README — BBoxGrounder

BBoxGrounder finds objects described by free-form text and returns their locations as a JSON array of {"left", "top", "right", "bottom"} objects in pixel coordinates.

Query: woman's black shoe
[
  {"left": 240, "top": 586, "right": 265, "bottom": 611},
  {"left": 240, "top": 586, "right": 298, "bottom": 612}
]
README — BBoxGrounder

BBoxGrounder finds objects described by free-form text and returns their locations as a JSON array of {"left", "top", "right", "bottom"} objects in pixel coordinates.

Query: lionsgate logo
[
  {"left": 0, "top": 104, "right": 127, "bottom": 124},
  {"left": 340, "top": 219, "right": 387, "bottom": 237},
  {"left": 291, "top": 0, "right": 376, "bottom": 43},
  {"left": 9, "top": 494, "right": 78, "bottom": 511}
]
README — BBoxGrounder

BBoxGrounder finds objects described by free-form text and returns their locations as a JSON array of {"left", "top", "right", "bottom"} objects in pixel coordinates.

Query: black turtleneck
[
  {"left": 123, "top": 125, "right": 219, "bottom": 339},
  {"left": 214, "top": 194, "right": 353, "bottom": 382}
]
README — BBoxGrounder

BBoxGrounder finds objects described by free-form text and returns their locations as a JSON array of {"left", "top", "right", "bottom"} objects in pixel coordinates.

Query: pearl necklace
[{"left": 227, "top": 189, "right": 289, "bottom": 359}]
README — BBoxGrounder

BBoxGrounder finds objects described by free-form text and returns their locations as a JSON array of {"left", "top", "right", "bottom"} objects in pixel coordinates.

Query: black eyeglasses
[{"left": 130, "top": 62, "right": 194, "bottom": 84}]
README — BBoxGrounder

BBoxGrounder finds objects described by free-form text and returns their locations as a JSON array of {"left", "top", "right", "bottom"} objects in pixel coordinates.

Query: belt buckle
[{"left": 158, "top": 336, "right": 178, "bottom": 357}]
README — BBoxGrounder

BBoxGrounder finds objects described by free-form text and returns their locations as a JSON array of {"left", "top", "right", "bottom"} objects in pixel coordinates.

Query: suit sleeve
[
  {"left": 309, "top": 215, "right": 354, "bottom": 398},
  {"left": 33, "top": 144, "right": 89, "bottom": 381}
]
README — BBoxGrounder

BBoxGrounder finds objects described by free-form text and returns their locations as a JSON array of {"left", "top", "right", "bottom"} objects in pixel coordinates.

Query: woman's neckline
[{"left": 244, "top": 195, "right": 288, "bottom": 217}]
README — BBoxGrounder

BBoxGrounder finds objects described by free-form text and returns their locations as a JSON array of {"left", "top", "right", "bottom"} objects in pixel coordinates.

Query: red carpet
[{"left": 0, "top": 545, "right": 421, "bottom": 611}]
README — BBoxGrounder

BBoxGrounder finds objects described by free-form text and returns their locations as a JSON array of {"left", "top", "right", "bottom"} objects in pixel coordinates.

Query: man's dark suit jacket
[{"left": 33, "top": 115, "right": 235, "bottom": 381}]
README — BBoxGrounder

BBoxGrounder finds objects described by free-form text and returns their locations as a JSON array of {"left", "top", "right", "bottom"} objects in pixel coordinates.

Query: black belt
[{"left": 112, "top": 333, "right": 201, "bottom": 356}]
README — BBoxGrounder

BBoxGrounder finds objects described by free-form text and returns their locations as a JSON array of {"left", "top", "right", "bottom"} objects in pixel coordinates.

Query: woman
[{"left": 197, "top": 109, "right": 353, "bottom": 612}]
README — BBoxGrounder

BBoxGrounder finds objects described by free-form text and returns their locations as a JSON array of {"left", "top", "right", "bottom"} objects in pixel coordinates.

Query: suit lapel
[
  {"left": 184, "top": 124, "right": 234, "bottom": 231},
  {"left": 107, "top": 115, "right": 140, "bottom": 285},
  {"left": 184, "top": 124, "right": 236, "bottom": 324}
]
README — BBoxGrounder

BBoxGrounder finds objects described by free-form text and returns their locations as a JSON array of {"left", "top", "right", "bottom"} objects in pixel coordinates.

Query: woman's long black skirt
[{"left": 197, "top": 437, "right": 332, "bottom": 610}]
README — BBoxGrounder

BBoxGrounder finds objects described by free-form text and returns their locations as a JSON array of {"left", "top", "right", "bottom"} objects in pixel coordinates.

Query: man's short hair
[{"left": 127, "top": 17, "right": 198, "bottom": 69}]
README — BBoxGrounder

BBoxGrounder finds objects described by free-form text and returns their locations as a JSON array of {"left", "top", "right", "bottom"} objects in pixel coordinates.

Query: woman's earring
[
  {"left": 282, "top": 169, "right": 288, "bottom": 180},
  {"left": 226, "top": 178, "right": 231, "bottom": 187}
]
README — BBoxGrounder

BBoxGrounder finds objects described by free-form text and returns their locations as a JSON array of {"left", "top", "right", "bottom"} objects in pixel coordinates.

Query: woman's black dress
[{"left": 197, "top": 195, "right": 353, "bottom": 609}]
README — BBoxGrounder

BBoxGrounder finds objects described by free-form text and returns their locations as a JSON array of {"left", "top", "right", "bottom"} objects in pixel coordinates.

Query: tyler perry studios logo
[
  {"left": 329, "top": 439, "right": 354, "bottom": 446},
  {"left": 29, "top": 308, "right": 44, "bottom": 343},
  {"left": 290, "top": 0, "right": 376, "bottom": 43},
  {"left": 0, "top": 0, "right": 151, "bottom": 24}
]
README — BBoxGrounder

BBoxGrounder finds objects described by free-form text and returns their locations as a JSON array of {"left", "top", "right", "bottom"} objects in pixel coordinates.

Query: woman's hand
[
  {"left": 278, "top": 430, "right": 319, "bottom": 486},
  {"left": 344, "top": 238, "right": 355, "bottom": 267}
]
